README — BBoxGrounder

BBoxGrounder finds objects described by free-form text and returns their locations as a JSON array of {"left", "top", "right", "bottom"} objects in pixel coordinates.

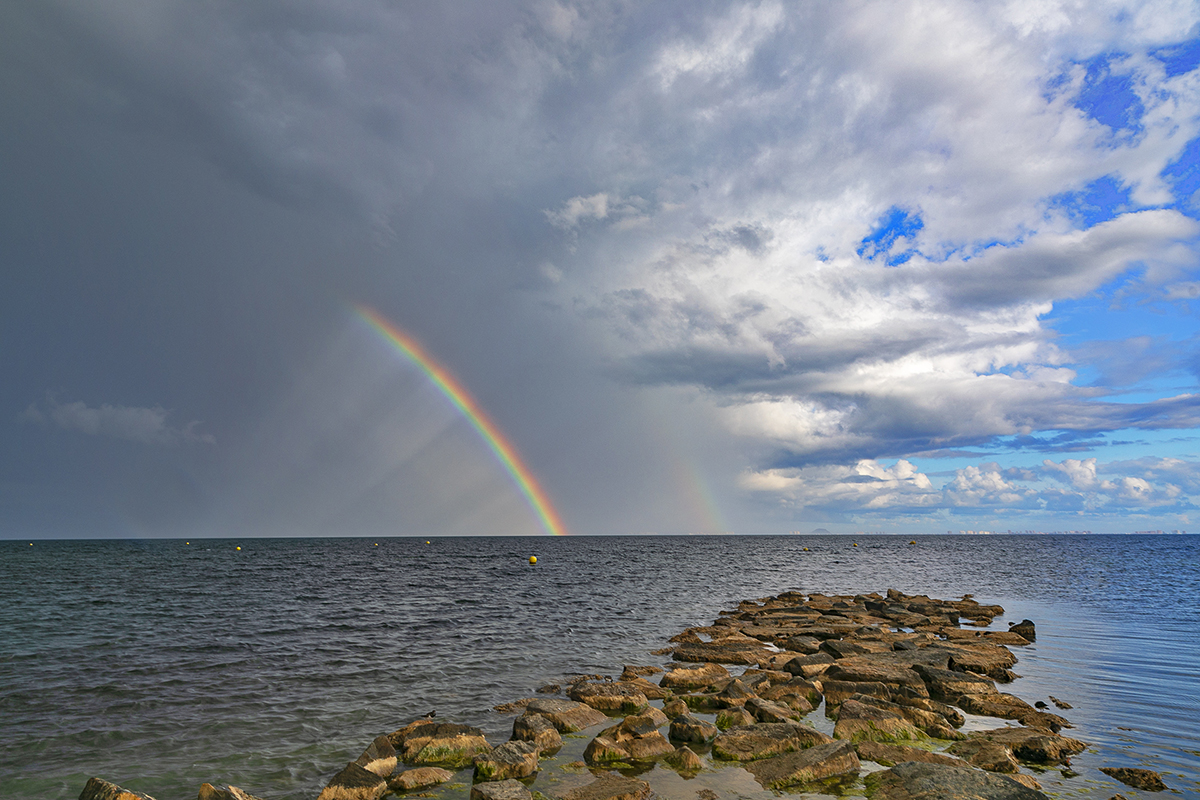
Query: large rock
[
  {"left": 355, "top": 735, "right": 398, "bottom": 777},
  {"left": 389, "top": 721, "right": 492, "bottom": 768},
  {"left": 671, "top": 640, "right": 771, "bottom": 664},
  {"left": 912, "top": 664, "right": 996, "bottom": 703},
  {"left": 824, "top": 659, "right": 927, "bottom": 695},
  {"left": 197, "top": 786, "right": 264, "bottom": 800},
  {"left": 470, "top": 779, "right": 532, "bottom": 800},
  {"left": 668, "top": 714, "right": 719, "bottom": 743},
  {"left": 618, "top": 676, "right": 671, "bottom": 700},
  {"left": 832, "top": 699, "right": 924, "bottom": 743},
  {"left": 784, "top": 652, "right": 837, "bottom": 678},
  {"left": 583, "top": 713, "right": 674, "bottom": 764},
  {"left": 745, "top": 740, "right": 861, "bottom": 789},
  {"left": 523, "top": 699, "right": 609, "bottom": 732},
  {"left": 556, "top": 773, "right": 651, "bottom": 800},
  {"left": 1009, "top": 620, "right": 1036, "bottom": 641},
  {"left": 1100, "top": 767, "right": 1168, "bottom": 791},
  {"left": 474, "top": 740, "right": 539, "bottom": 782},
  {"left": 712, "top": 722, "right": 833, "bottom": 761},
  {"left": 865, "top": 761, "right": 1048, "bottom": 799},
  {"left": 937, "top": 642, "right": 1019, "bottom": 682},
  {"left": 746, "top": 696, "right": 802, "bottom": 723},
  {"left": 822, "top": 679, "right": 892, "bottom": 708},
  {"left": 512, "top": 712, "right": 563, "bottom": 754},
  {"left": 78, "top": 779, "right": 157, "bottom": 800},
  {"left": 715, "top": 706, "right": 756, "bottom": 730},
  {"left": 949, "top": 727, "right": 1086, "bottom": 767},
  {"left": 566, "top": 681, "right": 650, "bottom": 715},
  {"left": 316, "top": 762, "right": 388, "bottom": 800},
  {"left": 659, "top": 662, "right": 731, "bottom": 691},
  {"left": 387, "top": 767, "right": 455, "bottom": 792},
  {"left": 855, "top": 741, "right": 965, "bottom": 767}
]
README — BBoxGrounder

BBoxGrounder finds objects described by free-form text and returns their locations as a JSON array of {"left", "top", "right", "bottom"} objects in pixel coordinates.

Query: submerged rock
[
  {"left": 745, "top": 740, "right": 861, "bottom": 789},
  {"left": 1100, "top": 766, "right": 1168, "bottom": 791},
  {"left": 661, "top": 698, "right": 689, "bottom": 719},
  {"left": 557, "top": 773, "right": 651, "bottom": 800},
  {"left": 78, "top": 779, "right": 157, "bottom": 800},
  {"left": 316, "top": 762, "right": 388, "bottom": 800},
  {"left": 866, "top": 760, "right": 1048, "bottom": 799},
  {"left": 664, "top": 745, "right": 704, "bottom": 772}
]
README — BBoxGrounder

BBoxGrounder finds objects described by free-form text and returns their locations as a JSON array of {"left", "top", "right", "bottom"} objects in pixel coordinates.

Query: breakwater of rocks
[{"left": 80, "top": 588, "right": 1167, "bottom": 800}]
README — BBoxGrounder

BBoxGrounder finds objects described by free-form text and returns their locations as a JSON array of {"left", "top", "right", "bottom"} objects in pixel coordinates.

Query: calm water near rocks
[{"left": 1, "top": 534, "right": 1197, "bottom": 799}]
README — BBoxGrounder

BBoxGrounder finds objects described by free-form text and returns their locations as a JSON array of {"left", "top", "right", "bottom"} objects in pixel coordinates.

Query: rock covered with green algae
[
  {"left": 388, "top": 720, "right": 493, "bottom": 768},
  {"left": 473, "top": 740, "right": 540, "bottom": 782}
]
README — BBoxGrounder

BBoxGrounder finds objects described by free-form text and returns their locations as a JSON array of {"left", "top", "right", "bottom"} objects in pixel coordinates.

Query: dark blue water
[{"left": 1, "top": 535, "right": 1197, "bottom": 799}]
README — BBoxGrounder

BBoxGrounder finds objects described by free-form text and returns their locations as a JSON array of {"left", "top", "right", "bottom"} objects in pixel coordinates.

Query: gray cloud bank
[{"left": 4, "top": 1, "right": 1200, "bottom": 534}]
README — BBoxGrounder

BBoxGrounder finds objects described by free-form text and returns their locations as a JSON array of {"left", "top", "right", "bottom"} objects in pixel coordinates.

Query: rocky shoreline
[{"left": 80, "top": 588, "right": 1166, "bottom": 800}]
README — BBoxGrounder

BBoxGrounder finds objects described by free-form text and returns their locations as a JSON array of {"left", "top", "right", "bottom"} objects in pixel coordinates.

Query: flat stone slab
[
  {"left": 866, "top": 761, "right": 1049, "bottom": 799},
  {"left": 712, "top": 722, "right": 833, "bottom": 761},
  {"left": 524, "top": 699, "right": 609, "bottom": 732},
  {"left": 388, "top": 767, "right": 455, "bottom": 791},
  {"left": 556, "top": 773, "right": 651, "bottom": 800},
  {"left": 746, "top": 740, "right": 861, "bottom": 788}
]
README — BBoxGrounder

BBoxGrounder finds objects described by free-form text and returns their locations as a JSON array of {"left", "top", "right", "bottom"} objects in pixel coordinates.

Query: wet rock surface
[
  {"left": 1100, "top": 766, "right": 1168, "bottom": 791},
  {"left": 78, "top": 779, "right": 158, "bottom": 800},
  {"left": 744, "top": 739, "right": 861, "bottom": 788},
  {"left": 197, "top": 785, "right": 265, "bottom": 800}
]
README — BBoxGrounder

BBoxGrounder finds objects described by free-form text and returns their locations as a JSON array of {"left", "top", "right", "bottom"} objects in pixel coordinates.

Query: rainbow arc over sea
[{"left": 358, "top": 305, "right": 568, "bottom": 536}]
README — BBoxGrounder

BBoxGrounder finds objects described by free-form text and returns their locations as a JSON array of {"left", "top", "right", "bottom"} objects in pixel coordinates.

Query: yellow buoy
[
  {"left": 374, "top": 543, "right": 379, "bottom": 546},
  {"left": 236, "top": 546, "right": 241, "bottom": 551},
  {"left": 529, "top": 555, "right": 537, "bottom": 564},
  {"left": 909, "top": 540, "right": 916, "bottom": 545},
  {"left": 803, "top": 547, "right": 809, "bottom": 551},
  {"left": 426, "top": 541, "right": 430, "bottom": 544},
  {"left": 852, "top": 543, "right": 858, "bottom": 547}
]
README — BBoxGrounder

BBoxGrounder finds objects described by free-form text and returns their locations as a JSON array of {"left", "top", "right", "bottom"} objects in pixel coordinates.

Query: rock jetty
[{"left": 82, "top": 586, "right": 1153, "bottom": 800}]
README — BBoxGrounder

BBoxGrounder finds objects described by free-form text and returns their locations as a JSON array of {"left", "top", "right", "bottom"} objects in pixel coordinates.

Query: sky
[{"left": 4, "top": 1, "right": 1200, "bottom": 537}]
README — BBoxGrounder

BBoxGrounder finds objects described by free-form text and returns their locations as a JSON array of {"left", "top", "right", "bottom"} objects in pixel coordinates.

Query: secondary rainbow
[{"left": 357, "top": 305, "right": 569, "bottom": 536}]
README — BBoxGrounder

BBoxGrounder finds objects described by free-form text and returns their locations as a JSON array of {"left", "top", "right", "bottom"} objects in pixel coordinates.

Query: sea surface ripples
[{"left": 0, "top": 534, "right": 1196, "bottom": 799}]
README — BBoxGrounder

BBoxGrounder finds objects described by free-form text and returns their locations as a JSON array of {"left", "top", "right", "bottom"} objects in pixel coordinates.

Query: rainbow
[{"left": 357, "top": 305, "right": 569, "bottom": 536}]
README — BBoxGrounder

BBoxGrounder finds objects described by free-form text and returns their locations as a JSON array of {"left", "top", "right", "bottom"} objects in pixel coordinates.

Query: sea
[{"left": 1, "top": 534, "right": 1197, "bottom": 800}]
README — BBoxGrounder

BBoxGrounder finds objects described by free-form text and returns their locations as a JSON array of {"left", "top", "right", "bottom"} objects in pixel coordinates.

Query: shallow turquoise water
[{"left": 0, "top": 534, "right": 1196, "bottom": 799}]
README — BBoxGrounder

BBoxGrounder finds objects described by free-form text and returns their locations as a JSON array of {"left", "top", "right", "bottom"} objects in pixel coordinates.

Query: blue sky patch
[
  {"left": 1074, "top": 54, "right": 1144, "bottom": 133},
  {"left": 1048, "top": 175, "right": 1133, "bottom": 227},
  {"left": 857, "top": 206, "right": 923, "bottom": 265},
  {"left": 1152, "top": 38, "right": 1200, "bottom": 78},
  {"left": 1162, "top": 135, "right": 1200, "bottom": 213}
]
